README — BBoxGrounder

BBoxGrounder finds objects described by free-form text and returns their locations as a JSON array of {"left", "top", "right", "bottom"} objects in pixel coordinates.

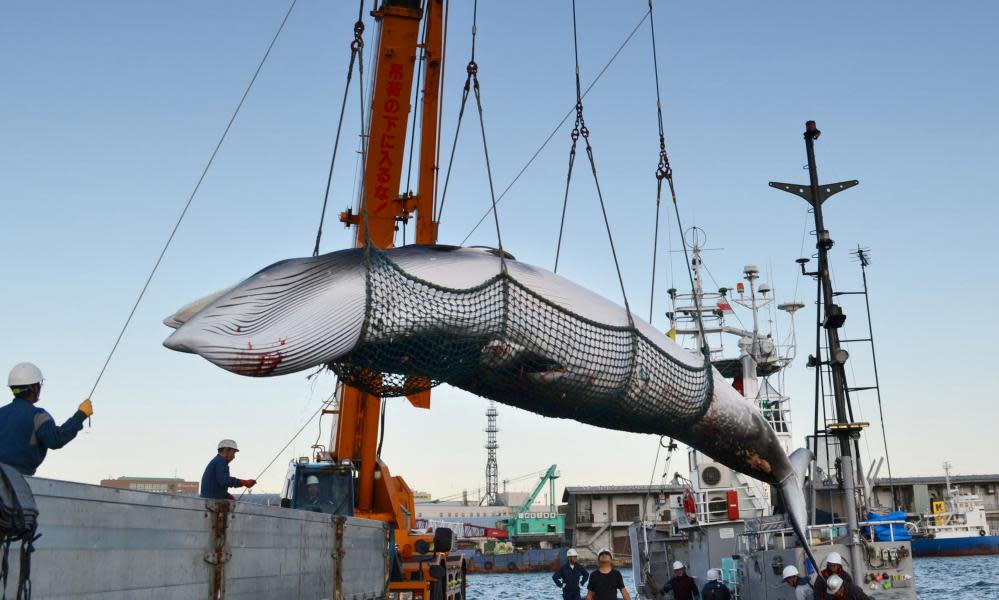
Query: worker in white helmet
[
  {"left": 661, "top": 560, "right": 699, "bottom": 600},
  {"left": 816, "top": 552, "right": 853, "bottom": 600},
  {"left": 199, "top": 439, "right": 256, "bottom": 500},
  {"left": 552, "top": 548, "right": 588, "bottom": 600},
  {"left": 700, "top": 568, "right": 730, "bottom": 600},
  {"left": 782, "top": 565, "right": 814, "bottom": 600},
  {"left": 0, "top": 363, "right": 93, "bottom": 475},
  {"left": 824, "top": 574, "right": 870, "bottom": 600}
]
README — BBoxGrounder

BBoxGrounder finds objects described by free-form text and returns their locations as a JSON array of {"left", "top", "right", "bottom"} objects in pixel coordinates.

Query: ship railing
[
  {"left": 739, "top": 519, "right": 909, "bottom": 552},
  {"left": 690, "top": 488, "right": 769, "bottom": 525}
]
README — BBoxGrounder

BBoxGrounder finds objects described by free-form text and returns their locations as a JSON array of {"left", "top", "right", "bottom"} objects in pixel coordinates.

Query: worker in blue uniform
[
  {"left": 552, "top": 548, "right": 588, "bottom": 600},
  {"left": 199, "top": 439, "right": 256, "bottom": 500},
  {"left": 0, "top": 363, "right": 92, "bottom": 475}
]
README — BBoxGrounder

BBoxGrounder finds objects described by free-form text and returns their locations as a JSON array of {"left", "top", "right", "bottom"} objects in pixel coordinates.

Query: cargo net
[{"left": 328, "top": 247, "right": 714, "bottom": 433}]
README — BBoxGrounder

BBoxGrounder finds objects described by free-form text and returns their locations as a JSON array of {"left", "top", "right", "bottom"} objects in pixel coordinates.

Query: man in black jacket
[
  {"left": 662, "top": 561, "right": 699, "bottom": 600},
  {"left": 552, "top": 548, "right": 588, "bottom": 600}
]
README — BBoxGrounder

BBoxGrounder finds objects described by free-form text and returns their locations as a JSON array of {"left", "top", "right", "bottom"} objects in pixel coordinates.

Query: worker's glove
[
  {"left": 240, "top": 479, "right": 257, "bottom": 488},
  {"left": 78, "top": 399, "right": 94, "bottom": 417}
]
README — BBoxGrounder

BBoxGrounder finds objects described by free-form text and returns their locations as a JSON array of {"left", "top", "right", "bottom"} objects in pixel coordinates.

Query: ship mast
[{"left": 771, "top": 121, "right": 865, "bottom": 572}]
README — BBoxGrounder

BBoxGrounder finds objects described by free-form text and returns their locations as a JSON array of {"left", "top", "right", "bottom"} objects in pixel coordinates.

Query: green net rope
[{"left": 328, "top": 247, "right": 714, "bottom": 434}]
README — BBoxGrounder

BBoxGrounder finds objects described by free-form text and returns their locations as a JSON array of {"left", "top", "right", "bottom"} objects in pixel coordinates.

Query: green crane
[{"left": 507, "top": 464, "right": 566, "bottom": 542}]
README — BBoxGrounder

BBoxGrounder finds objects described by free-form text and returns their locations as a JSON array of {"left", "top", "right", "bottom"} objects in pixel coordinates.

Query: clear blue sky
[{"left": 2, "top": 1, "right": 997, "bottom": 499}]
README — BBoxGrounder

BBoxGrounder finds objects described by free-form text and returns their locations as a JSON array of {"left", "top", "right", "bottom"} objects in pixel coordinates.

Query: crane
[
  {"left": 279, "top": 1, "right": 464, "bottom": 598},
  {"left": 506, "top": 465, "right": 566, "bottom": 543}
]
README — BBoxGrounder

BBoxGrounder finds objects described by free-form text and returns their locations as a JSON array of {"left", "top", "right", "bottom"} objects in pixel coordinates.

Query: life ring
[
  {"left": 682, "top": 488, "right": 698, "bottom": 525},
  {"left": 483, "top": 561, "right": 494, "bottom": 570},
  {"left": 980, "top": 529, "right": 987, "bottom": 537},
  {"left": 507, "top": 561, "right": 518, "bottom": 571}
]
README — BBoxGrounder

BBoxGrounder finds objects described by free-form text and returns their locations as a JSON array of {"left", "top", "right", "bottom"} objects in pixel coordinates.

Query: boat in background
[{"left": 908, "top": 462, "right": 999, "bottom": 556}]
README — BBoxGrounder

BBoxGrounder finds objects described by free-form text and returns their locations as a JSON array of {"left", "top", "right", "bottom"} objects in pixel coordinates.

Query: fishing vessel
[
  {"left": 1, "top": 1, "right": 917, "bottom": 598},
  {"left": 630, "top": 123, "right": 918, "bottom": 599},
  {"left": 906, "top": 462, "right": 999, "bottom": 556}
]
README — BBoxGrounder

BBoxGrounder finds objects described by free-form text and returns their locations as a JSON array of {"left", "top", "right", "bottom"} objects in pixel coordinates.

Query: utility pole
[{"left": 771, "top": 121, "right": 865, "bottom": 572}]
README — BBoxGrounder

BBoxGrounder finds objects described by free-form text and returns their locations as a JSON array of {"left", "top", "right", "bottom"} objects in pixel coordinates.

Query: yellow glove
[{"left": 78, "top": 399, "right": 94, "bottom": 418}]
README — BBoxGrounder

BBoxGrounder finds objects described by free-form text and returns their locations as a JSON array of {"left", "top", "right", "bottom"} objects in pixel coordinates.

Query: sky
[{"left": 1, "top": 1, "right": 997, "bottom": 503}]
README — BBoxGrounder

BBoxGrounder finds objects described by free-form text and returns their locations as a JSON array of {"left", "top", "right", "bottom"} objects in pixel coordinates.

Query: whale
[{"left": 164, "top": 244, "right": 810, "bottom": 529}]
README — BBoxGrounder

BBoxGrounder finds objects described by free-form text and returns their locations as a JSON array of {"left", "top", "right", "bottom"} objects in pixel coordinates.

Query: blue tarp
[{"left": 866, "top": 511, "right": 911, "bottom": 541}]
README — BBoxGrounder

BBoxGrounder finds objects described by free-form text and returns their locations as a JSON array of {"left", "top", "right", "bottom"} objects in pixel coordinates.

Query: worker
[
  {"left": 552, "top": 548, "right": 588, "bottom": 600},
  {"left": 824, "top": 575, "right": 870, "bottom": 600},
  {"left": 199, "top": 439, "right": 256, "bottom": 500},
  {"left": 816, "top": 552, "right": 852, "bottom": 600},
  {"left": 700, "top": 569, "right": 730, "bottom": 600},
  {"left": 0, "top": 363, "right": 92, "bottom": 476},
  {"left": 662, "top": 561, "right": 699, "bottom": 600},
  {"left": 781, "top": 566, "right": 815, "bottom": 600},
  {"left": 585, "top": 548, "right": 631, "bottom": 600}
]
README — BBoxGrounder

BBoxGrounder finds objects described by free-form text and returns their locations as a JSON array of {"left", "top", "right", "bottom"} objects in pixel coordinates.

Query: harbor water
[{"left": 466, "top": 557, "right": 999, "bottom": 599}]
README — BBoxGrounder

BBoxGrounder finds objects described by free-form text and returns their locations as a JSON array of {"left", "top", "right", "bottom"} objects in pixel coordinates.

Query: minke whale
[{"left": 164, "top": 244, "right": 810, "bottom": 529}]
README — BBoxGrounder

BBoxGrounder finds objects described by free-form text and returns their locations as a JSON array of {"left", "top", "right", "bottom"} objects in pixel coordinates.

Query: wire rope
[
  {"left": 459, "top": 9, "right": 650, "bottom": 246},
  {"left": 85, "top": 0, "right": 298, "bottom": 407}
]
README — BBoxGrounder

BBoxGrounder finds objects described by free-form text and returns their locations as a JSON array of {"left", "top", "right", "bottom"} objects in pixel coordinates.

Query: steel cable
[{"left": 85, "top": 0, "right": 298, "bottom": 408}]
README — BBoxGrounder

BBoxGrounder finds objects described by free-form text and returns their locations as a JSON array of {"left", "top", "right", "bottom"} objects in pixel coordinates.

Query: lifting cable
[
  {"left": 459, "top": 9, "right": 650, "bottom": 247},
  {"left": 644, "top": 0, "right": 708, "bottom": 356},
  {"left": 85, "top": 0, "right": 298, "bottom": 407},
  {"left": 400, "top": 0, "right": 431, "bottom": 245},
  {"left": 239, "top": 390, "right": 338, "bottom": 500},
  {"left": 438, "top": 0, "right": 506, "bottom": 264},
  {"left": 313, "top": 0, "right": 367, "bottom": 256},
  {"left": 554, "top": 0, "right": 633, "bottom": 322}
]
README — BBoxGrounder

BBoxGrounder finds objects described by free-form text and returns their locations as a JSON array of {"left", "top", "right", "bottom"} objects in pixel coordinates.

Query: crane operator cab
[{"left": 280, "top": 459, "right": 355, "bottom": 516}]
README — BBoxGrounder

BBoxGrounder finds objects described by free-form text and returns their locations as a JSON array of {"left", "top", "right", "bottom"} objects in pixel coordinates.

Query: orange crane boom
[{"left": 333, "top": 0, "right": 449, "bottom": 576}]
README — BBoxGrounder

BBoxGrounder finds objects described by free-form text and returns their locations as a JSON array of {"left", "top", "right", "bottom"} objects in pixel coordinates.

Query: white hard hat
[
  {"left": 217, "top": 439, "right": 239, "bottom": 451},
  {"left": 306, "top": 475, "right": 320, "bottom": 486},
  {"left": 672, "top": 561, "right": 685, "bottom": 570},
  {"left": 566, "top": 549, "right": 578, "bottom": 557},
  {"left": 706, "top": 568, "right": 720, "bottom": 581},
  {"left": 826, "top": 574, "right": 844, "bottom": 593},
  {"left": 782, "top": 565, "right": 800, "bottom": 580},
  {"left": 8, "top": 363, "right": 43, "bottom": 387},
  {"left": 597, "top": 548, "right": 612, "bottom": 558},
  {"left": 825, "top": 551, "right": 843, "bottom": 566}
]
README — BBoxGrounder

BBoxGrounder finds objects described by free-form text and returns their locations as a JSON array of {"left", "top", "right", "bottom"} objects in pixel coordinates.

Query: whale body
[{"left": 164, "top": 244, "right": 809, "bottom": 528}]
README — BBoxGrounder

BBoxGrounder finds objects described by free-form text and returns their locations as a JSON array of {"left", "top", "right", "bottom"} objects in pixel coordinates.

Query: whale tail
[
  {"left": 779, "top": 447, "right": 827, "bottom": 574},
  {"left": 780, "top": 447, "right": 813, "bottom": 534}
]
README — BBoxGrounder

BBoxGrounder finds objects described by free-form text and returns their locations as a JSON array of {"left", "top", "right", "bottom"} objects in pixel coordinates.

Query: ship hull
[
  {"left": 911, "top": 535, "right": 999, "bottom": 557},
  {"left": 457, "top": 547, "right": 565, "bottom": 573}
]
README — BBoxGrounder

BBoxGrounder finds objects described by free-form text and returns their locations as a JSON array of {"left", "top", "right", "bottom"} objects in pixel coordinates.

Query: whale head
[{"left": 163, "top": 249, "right": 367, "bottom": 376}]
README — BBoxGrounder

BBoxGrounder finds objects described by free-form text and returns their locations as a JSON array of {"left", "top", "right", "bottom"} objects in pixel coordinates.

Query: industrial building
[
  {"left": 562, "top": 484, "right": 684, "bottom": 563},
  {"left": 872, "top": 474, "right": 999, "bottom": 531},
  {"left": 99, "top": 476, "right": 198, "bottom": 495}
]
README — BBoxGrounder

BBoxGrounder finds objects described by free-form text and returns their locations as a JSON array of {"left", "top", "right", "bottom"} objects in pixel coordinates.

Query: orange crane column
[
  {"left": 336, "top": 0, "right": 423, "bottom": 514},
  {"left": 415, "top": 0, "right": 444, "bottom": 246}
]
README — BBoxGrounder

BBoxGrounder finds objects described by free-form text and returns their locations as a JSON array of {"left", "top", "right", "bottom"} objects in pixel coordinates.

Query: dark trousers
[{"left": 562, "top": 590, "right": 582, "bottom": 600}]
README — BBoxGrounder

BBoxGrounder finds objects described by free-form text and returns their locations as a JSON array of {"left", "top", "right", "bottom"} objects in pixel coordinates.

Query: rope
[
  {"left": 459, "top": 9, "right": 650, "bottom": 246},
  {"left": 238, "top": 391, "right": 337, "bottom": 500},
  {"left": 564, "top": 0, "right": 633, "bottom": 321},
  {"left": 314, "top": 0, "right": 366, "bottom": 256},
  {"left": 399, "top": 0, "right": 430, "bottom": 244},
  {"left": 644, "top": 0, "right": 708, "bottom": 357},
  {"left": 438, "top": 0, "right": 506, "bottom": 266},
  {"left": 85, "top": 0, "right": 298, "bottom": 410}
]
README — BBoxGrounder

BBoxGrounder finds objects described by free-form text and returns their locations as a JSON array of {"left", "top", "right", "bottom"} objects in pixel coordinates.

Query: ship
[
  {"left": 906, "top": 462, "right": 999, "bottom": 556},
  {"left": 630, "top": 123, "right": 919, "bottom": 599}
]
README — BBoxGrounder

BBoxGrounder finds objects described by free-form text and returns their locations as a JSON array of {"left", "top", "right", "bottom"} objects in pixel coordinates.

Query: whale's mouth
[{"left": 163, "top": 330, "right": 195, "bottom": 353}]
